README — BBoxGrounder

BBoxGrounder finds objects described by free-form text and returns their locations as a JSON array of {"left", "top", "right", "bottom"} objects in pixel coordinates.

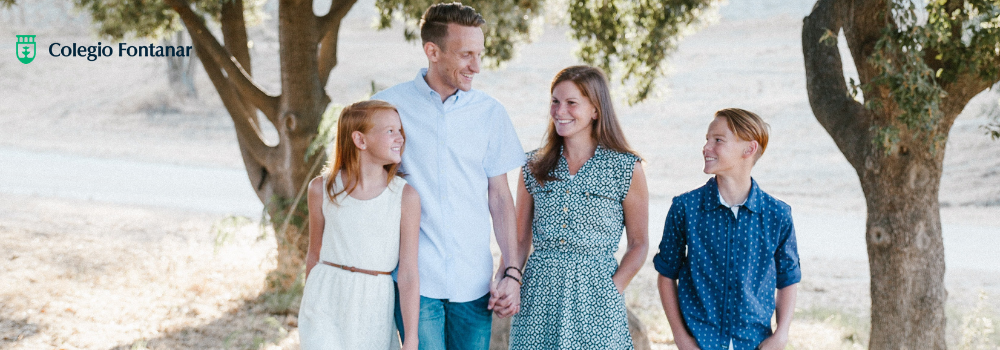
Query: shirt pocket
[{"left": 574, "top": 192, "right": 623, "bottom": 232}]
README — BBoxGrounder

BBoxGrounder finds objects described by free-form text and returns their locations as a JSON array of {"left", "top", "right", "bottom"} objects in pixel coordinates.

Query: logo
[{"left": 16, "top": 35, "right": 36, "bottom": 64}]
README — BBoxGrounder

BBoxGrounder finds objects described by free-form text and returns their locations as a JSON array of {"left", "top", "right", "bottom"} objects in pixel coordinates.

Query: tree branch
[
  {"left": 193, "top": 41, "right": 276, "bottom": 168},
  {"left": 802, "top": 0, "right": 872, "bottom": 169},
  {"left": 218, "top": 0, "right": 278, "bottom": 131},
  {"left": 278, "top": 0, "right": 324, "bottom": 126},
  {"left": 940, "top": 73, "right": 999, "bottom": 128},
  {"left": 164, "top": 0, "right": 280, "bottom": 122},
  {"left": 317, "top": 0, "right": 357, "bottom": 88},
  {"left": 221, "top": 0, "right": 252, "bottom": 75}
]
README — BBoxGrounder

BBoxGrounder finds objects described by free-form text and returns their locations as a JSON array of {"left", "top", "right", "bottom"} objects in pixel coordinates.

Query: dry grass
[
  {"left": 3, "top": 193, "right": 997, "bottom": 349},
  {"left": 0, "top": 194, "right": 298, "bottom": 350}
]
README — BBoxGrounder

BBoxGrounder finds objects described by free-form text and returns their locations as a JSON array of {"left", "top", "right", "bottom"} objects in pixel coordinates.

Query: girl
[
  {"left": 506, "top": 66, "right": 649, "bottom": 349},
  {"left": 299, "top": 100, "right": 420, "bottom": 350}
]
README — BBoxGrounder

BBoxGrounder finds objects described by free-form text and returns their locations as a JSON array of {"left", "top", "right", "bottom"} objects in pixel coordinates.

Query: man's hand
[
  {"left": 757, "top": 332, "right": 788, "bottom": 350},
  {"left": 488, "top": 270, "right": 521, "bottom": 318}
]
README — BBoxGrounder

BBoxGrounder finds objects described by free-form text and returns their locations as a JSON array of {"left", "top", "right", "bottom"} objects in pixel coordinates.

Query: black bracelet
[
  {"left": 504, "top": 266, "right": 523, "bottom": 277},
  {"left": 503, "top": 273, "right": 523, "bottom": 286}
]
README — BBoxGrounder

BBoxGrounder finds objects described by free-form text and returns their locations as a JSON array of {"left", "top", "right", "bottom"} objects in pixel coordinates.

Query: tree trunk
[
  {"left": 859, "top": 138, "right": 947, "bottom": 349},
  {"left": 165, "top": 0, "right": 353, "bottom": 294},
  {"left": 803, "top": 0, "right": 950, "bottom": 347},
  {"left": 165, "top": 30, "right": 198, "bottom": 99}
]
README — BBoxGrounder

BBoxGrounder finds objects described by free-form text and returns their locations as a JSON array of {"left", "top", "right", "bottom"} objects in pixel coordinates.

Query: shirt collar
[
  {"left": 413, "top": 68, "right": 466, "bottom": 103},
  {"left": 702, "top": 177, "right": 762, "bottom": 213}
]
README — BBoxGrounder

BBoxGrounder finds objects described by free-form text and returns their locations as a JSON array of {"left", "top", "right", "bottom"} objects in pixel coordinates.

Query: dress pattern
[
  {"left": 298, "top": 173, "right": 406, "bottom": 350},
  {"left": 509, "top": 146, "right": 639, "bottom": 350}
]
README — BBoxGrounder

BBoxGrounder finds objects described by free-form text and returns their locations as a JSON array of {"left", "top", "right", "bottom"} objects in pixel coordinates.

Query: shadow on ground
[
  {"left": 0, "top": 313, "right": 40, "bottom": 346},
  {"left": 108, "top": 298, "right": 296, "bottom": 350}
]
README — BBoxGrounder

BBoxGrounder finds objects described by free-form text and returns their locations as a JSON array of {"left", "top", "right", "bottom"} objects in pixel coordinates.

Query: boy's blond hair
[{"left": 715, "top": 108, "right": 770, "bottom": 161}]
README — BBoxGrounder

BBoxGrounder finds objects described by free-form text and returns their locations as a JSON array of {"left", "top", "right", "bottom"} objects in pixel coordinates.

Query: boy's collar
[{"left": 702, "top": 177, "right": 762, "bottom": 213}]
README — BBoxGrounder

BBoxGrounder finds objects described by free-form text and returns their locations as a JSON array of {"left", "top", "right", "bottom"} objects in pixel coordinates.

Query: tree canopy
[
  {"left": 27, "top": 0, "right": 717, "bottom": 294},
  {"left": 33, "top": 0, "right": 721, "bottom": 105}
]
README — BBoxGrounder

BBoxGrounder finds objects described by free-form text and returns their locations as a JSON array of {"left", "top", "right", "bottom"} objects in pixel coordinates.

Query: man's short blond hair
[
  {"left": 715, "top": 108, "right": 770, "bottom": 160},
  {"left": 419, "top": 3, "right": 485, "bottom": 50}
]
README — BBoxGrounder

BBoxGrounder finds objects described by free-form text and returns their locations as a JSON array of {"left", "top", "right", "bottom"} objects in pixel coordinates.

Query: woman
[
  {"left": 299, "top": 100, "right": 420, "bottom": 350},
  {"left": 506, "top": 66, "right": 649, "bottom": 349}
]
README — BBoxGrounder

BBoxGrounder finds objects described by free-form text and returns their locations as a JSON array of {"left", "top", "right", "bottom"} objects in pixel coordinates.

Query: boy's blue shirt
[{"left": 654, "top": 177, "right": 801, "bottom": 350}]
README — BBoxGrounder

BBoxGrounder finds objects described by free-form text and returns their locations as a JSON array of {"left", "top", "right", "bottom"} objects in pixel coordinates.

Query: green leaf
[{"left": 305, "top": 103, "right": 342, "bottom": 162}]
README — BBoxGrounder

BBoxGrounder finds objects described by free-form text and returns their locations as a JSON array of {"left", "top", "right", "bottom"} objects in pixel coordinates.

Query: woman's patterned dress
[{"left": 509, "top": 146, "right": 639, "bottom": 350}]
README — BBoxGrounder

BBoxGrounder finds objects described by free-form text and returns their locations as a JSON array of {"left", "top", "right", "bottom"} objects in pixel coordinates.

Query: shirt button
[
  {"left": 562, "top": 224, "right": 567, "bottom": 228},
  {"left": 563, "top": 207, "right": 568, "bottom": 212},
  {"left": 565, "top": 189, "right": 570, "bottom": 194},
  {"left": 584, "top": 192, "right": 589, "bottom": 196},
  {"left": 559, "top": 239, "right": 566, "bottom": 244}
]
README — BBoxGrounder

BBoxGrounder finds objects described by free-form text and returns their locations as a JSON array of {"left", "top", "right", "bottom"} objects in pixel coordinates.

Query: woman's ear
[{"left": 352, "top": 130, "right": 367, "bottom": 150}]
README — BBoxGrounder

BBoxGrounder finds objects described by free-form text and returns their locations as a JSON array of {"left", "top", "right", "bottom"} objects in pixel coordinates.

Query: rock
[{"left": 489, "top": 307, "right": 651, "bottom": 350}]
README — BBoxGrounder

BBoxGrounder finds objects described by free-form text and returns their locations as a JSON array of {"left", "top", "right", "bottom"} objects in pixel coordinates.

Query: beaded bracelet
[
  {"left": 503, "top": 273, "right": 523, "bottom": 286},
  {"left": 504, "top": 266, "right": 523, "bottom": 277}
]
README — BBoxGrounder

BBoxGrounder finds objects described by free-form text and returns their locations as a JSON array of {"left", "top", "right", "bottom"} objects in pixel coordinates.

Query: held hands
[{"left": 488, "top": 266, "right": 522, "bottom": 318}]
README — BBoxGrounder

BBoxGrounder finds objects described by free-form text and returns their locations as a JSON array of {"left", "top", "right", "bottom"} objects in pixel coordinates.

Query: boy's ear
[
  {"left": 352, "top": 130, "right": 367, "bottom": 150},
  {"left": 744, "top": 141, "right": 759, "bottom": 159}
]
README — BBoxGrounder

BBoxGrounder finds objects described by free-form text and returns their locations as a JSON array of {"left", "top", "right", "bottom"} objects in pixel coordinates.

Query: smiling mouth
[
  {"left": 461, "top": 73, "right": 473, "bottom": 80},
  {"left": 705, "top": 156, "right": 717, "bottom": 161},
  {"left": 555, "top": 119, "right": 573, "bottom": 124},
  {"left": 391, "top": 147, "right": 401, "bottom": 152}
]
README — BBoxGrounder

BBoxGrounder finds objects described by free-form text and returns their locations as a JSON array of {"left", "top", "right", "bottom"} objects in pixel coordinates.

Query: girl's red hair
[{"left": 323, "top": 100, "right": 405, "bottom": 202}]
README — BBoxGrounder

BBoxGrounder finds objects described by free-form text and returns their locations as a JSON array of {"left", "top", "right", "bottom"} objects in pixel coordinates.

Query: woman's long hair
[
  {"left": 529, "top": 66, "right": 638, "bottom": 184},
  {"left": 322, "top": 100, "right": 405, "bottom": 202}
]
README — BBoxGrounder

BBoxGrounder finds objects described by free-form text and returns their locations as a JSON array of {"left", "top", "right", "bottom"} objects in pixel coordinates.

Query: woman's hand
[
  {"left": 490, "top": 270, "right": 522, "bottom": 318},
  {"left": 612, "top": 275, "right": 625, "bottom": 295}
]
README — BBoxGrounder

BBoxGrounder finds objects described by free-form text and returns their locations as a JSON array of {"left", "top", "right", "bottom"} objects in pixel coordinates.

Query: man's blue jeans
[{"left": 394, "top": 283, "right": 492, "bottom": 350}]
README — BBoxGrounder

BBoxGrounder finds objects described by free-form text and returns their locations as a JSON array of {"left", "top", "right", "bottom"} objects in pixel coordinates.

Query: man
[
  {"left": 654, "top": 108, "right": 800, "bottom": 350},
  {"left": 372, "top": 3, "right": 525, "bottom": 349}
]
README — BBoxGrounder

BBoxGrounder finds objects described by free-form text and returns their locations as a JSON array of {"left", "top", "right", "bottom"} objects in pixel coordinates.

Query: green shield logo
[{"left": 16, "top": 35, "right": 36, "bottom": 64}]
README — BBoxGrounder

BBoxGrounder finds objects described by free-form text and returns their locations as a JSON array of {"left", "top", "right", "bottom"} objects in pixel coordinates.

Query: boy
[{"left": 654, "top": 108, "right": 800, "bottom": 350}]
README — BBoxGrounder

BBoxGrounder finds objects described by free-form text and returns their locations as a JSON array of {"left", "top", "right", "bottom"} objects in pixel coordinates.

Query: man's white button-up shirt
[{"left": 373, "top": 69, "right": 525, "bottom": 302}]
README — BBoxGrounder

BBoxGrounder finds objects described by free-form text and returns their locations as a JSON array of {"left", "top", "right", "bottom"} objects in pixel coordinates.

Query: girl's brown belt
[{"left": 322, "top": 261, "right": 392, "bottom": 276}]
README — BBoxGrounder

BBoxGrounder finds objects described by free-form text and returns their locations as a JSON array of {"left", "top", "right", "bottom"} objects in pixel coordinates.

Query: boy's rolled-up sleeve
[
  {"left": 774, "top": 210, "right": 801, "bottom": 289},
  {"left": 654, "top": 197, "right": 687, "bottom": 279}
]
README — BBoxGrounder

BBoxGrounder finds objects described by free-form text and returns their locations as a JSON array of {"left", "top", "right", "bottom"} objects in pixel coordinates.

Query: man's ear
[
  {"left": 352, "top": 130, "right": 367, "bottom": 150},
  {"left": 424, "top": 41, "right": 440, "bottom": 63}
]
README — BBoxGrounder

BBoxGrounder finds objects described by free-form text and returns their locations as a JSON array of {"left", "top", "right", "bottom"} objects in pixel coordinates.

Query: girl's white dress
[{"left": 298, "top": 173, "right": 406, "bottom": 350}]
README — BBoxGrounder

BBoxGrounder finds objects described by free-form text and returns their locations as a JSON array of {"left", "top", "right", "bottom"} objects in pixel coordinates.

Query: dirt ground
[
  {"left": 2, "top": 194, "right": 997, "bottom": 350},
  {"left": 1, "top": 0, "right": 999, "bottom": 349}
]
